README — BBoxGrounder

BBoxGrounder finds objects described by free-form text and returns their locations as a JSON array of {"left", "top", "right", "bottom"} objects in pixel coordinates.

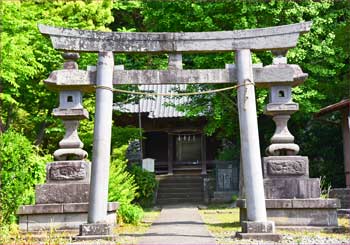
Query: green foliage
[
  {"left": 118, "top": 203, "right": 144, "bottom": 225},
  {"left": 108, "top": 145, "right": 144, "bottom": 224},
  {"left": 0, "top": 0, "right": 114, "bottom": 149},
  {"left": 0, "top": 131, "right": 51, "bottom": 224},
  {"left": 320, "top": 176, "right": 332, "bottom": 199},
  {"left": 108, "top": 145, "right": 138, "bottom": 205},
  {"left": 111, "top": 126, "right": 142, "bottom": 149},
  {"left": 217, "top": 143, "right": 240, "bottom": 161},
  {"left": 129, "top": 165, "right": 158, "bottom": 207},
  {"left": 141, "top": 0, "right": 350, "bottom": 185}
]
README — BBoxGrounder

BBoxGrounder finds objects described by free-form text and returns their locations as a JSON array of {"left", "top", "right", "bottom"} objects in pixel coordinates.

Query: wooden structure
[
  {"left": 315, "top": 99, "right": 350, "bottom": 210},
  {"left": 315, "top": 99, "right": 350, "bottom": 187},
  {"left": 113, "top": 84, "right": 221, "bottom": 175}
]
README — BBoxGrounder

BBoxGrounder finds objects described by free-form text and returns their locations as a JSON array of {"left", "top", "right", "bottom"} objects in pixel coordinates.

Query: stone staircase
[{"left": 156, "top": 174, "right": 204, "bottom": 205}]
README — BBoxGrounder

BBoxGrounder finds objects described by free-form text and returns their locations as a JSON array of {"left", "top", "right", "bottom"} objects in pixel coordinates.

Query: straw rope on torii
[{"left": 95, "top": 79, "right": 255, "bottom": 97}]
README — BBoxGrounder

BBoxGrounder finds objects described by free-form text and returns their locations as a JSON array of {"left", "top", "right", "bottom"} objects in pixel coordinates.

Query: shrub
[
  {"left": 129, "top": 164, "right": 158, "bottom": 207},
  {"left": 108, "top": 145, "right": 144, "bottom": 224},
  {"left": 118, "top": 203, "right": 144, "bottom": 225},
  {"left": 108, "top": 145, "right": 138, "bottom": 205},
  {"left": 0, "top": 130, "right": 50, "bottom": 224}
]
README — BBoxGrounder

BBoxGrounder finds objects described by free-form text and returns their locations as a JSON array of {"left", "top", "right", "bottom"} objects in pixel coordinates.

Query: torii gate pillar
[
  {"left": 235, "top": 50, "right": 277, "bottom": 240},
  {"left": 78, "top": 52, "right": 115, "bottom": 237}
]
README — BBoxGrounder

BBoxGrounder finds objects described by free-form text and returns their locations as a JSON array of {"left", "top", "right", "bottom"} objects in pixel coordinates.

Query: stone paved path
[{"left": 138, "top": 205, "right": 216, "bottom": 245}]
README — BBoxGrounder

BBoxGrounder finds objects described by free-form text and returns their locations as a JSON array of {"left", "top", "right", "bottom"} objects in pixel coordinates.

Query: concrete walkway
[{"left": 138, "top": 205, "right": 216, "bottom": 245}]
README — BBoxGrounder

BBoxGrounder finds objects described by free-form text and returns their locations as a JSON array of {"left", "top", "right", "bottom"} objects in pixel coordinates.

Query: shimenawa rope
[{"left": 94, "top": 80, "right": 254, "bottom": 97}]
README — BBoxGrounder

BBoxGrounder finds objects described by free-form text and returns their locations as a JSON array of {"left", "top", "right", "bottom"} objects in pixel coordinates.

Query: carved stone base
[
  {"left": 235, "top": 232, "right": 281, "bottom": 242},
  {"left": 46, "top": 161, "right": 90, "bottom": 183},
  {"left": 241, "top": 220, "right": 275, "bottom": 233},
  {"left": 237, "top": 199, "right": 340, "bottom": 227},
  {"left": 79, "top": 223, "right": 112, "bottom": 236},
  {"left": 35, "top": 183, "right": 90, "bottom": 204},
  {"left": 18, "top": 202, "right": 118, "bottom": 232},
  {"left": 264, "top": 178, "right": 320, "bottom": 199},
  {"left": 263, "top": 156, "right": 309, "bottom": 178},
  {"left": 235, "top": 220, "right": 281, "bottom": 242}
]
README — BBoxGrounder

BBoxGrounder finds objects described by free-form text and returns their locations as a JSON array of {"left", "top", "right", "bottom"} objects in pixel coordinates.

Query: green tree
[
  {"left": 140, "top": 0, "right": 350, "bottom": 186},
  {"left": 1, "top": 0, "right": 114, "bottom": 151},
  {"left": 0, "top": 131, "right": 51, "bottom": 224}
]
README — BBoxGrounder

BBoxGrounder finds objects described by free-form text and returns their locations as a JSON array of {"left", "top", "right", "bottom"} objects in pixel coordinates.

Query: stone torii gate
[{"left": 19, "top": 22, "right": 312, "bottom": 240}]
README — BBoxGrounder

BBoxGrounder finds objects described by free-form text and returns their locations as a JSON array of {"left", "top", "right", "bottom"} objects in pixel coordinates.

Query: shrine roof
[
  {"left": 113, "top": 85, "right": 188, "bottom": 118},
  {"left": 315, "top": 99, "right": 350, "bottom": 117}
]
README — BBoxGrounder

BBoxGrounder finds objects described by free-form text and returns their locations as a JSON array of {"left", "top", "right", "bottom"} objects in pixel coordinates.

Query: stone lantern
[
  {"left": 264, "top": 84, "right": 299, "bottom": 156},
  {"left": 18, "top": 53, "right": 118, "bottom": 231}
]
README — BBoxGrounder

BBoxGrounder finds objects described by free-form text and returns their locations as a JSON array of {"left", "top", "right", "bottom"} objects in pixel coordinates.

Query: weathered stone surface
[
  {"left": 238, "top": 198, "right": 340, "bottom": 227},
  {"left": 266, "top": 143, "right": 300, "bottom": 156},
  {"left": 265, "top": 199, "right": 293, "bottom": 208},
  {"left": 216, "top": 167, "right": 237, "bottom": 191},
  {"left": 264, "top": 178, "right": 320, "bottom": 199},
  {"left": 79, "top": 223, "right": 112, "bottom": 236},
  {"left": 292, "top": 198, "right": 340, "bottom": 209},
  {"left": 235, "top": 232, "right": 281, "bottom": 242},
  {"left": 38, "top": 22, "right": 312, "bottom": 52},
  {"left": 237, "top": 198, "right": 340, "bottom": 209},
  {"left": 59, "top": 120, "right": 83, "bottom": 148},
  {"left": 168, "top": 53, "right": 183, "bottom": 70},
  {"left": 241, "top": 221, "right": 275, "bottom": 233},
  {"left": 329, "top": 188, "right": 350, "bottom": 209},
  {"left": 18, "top": 202, "right": 118, "bottom": 231},
  {"left": 53, "top": 148, "right": 88, "bottom": 161},
  {"left": 45, "top": 65, "right": 307, "bottom": 88},
  {"left": 35, "top": 183, "right": 90, "bottom": 204},
  {"left": 19, "top": 212, "right": 116, "bottom": 232},
  {"left": 46, "top": 161, "right": 90, "bottom": 183},
  {"left": 265, "top": 103, "right": 299, "bottom": 114},
  {"left": 45, "top": 69, "right": 95, "bottom": 92},
  {"left": 18, "top": 202, "right": 119, "bottom": 215},
  {"left": 263, "top": 156, "right": 309, "bottom": 178},
  {"left": 18, "top": 204, "right": 63, "bottom": 215},
  {"left": 52, "top": 108, "right": 89, "bottom": 120}
]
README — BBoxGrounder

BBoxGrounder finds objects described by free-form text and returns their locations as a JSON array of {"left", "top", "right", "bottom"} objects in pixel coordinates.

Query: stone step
[
  {"left": 156, "top": 197, "right": 203, "bottom": 205},
  {"left": 158, "top": 177, "right": 202, "bottom": 182},
  {"left": 158, "top": 184, "right": 202, "bottom": 189},
  {"left": 158, "top": 192, "right": 203, "bottom": 199},
  {"left": 156, "top": 174, "right": 204, "bottom": 204},
  {"left": 158, "top": 187, "right": 202, "bottom": 193},
  {"left": 157, "top": 174, "right": 203, "bottom": 179},
  {"left": 173, "top": 170, "right": 202, "bottom": 175}
]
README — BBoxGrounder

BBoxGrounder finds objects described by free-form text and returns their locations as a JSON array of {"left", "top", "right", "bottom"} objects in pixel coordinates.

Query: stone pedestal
[
  {"left": 263, "top": 156, "right": 321, "bottom": 199},
  {"left": 238, "top": 155, "right": 340, "bottom": 229},
  {"left": 237, "top": 199, "right": 339, "bottom": 228},
  {"left": 235, "top": 220, "right": 281, "bottom": 242},
  {"left": 18, "top": 202, "right": 118, "bottom": 232},
  {"left": 18, "top": 160, "right": 119, "bottom": 231}
]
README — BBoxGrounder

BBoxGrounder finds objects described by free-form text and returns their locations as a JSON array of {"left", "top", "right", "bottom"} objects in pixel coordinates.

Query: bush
[
  {"left": 0, "top": 130, "right": 50, "bottom": 224},
  {"left": 118, "top": 203, "right": 144, "bottom": 225},
  {"left": 108, "top": 145, "right": 144, "bottom": 224},
  {"left": 108, "top": 145, "right": 138, "bottom": 205},
  {"left": 129, "top": 164, "right": 158, "bottom": 207}
]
